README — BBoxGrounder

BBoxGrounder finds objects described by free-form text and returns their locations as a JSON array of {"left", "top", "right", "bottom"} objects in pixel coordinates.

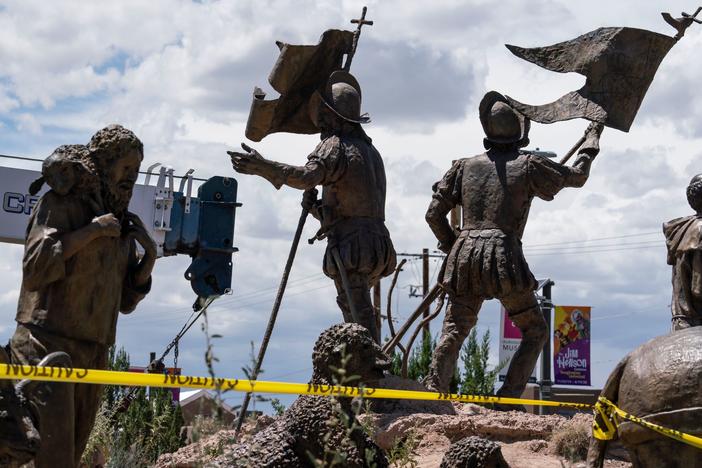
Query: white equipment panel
[{"left": 0, "top": 166, "right": 165, "bottom": 252}]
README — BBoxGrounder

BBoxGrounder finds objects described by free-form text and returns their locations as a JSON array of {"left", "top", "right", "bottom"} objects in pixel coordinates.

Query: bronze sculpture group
[{"left": 2, "top": 6, "right": 701, "bottom": 468}]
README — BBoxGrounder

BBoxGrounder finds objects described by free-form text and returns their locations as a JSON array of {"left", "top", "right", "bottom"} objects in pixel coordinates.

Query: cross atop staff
[
  {"left": 344, "top": 6, "right": 373, "bottom": 71},
  {"left": 351, "top": 6, "right": 373, "bottom": 28}
]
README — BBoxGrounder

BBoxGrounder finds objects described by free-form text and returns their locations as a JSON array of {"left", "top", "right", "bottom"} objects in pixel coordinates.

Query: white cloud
[{"left": 14, "top": 113, "right": 42, "bottom": 134}]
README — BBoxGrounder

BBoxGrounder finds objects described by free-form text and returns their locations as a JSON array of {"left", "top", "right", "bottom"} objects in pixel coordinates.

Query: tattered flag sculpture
[
  {"left": 244, "top": 30, "right": 353, "bottom": 141},
  {"left": 504, "top": 8, "right": 701, "bottom": 133}
]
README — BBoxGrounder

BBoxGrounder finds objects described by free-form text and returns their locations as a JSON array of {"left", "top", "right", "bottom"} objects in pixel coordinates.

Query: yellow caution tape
[
  {"left": 2, "top": 362, "right": 700, "bottom": 451},
  {"left": 593, "top": 397, "right": 702, "bottom": 451},
  {"left": 592, "top": 396, "right": 618, "bottom": 441},
  {"left": 0, "top": 363, "right": 589, "bottom": 409}
]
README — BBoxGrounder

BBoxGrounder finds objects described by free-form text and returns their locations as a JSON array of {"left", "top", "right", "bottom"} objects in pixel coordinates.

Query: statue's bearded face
[{"left": 104, "top": 149, "right": 141, "bottom": 214}]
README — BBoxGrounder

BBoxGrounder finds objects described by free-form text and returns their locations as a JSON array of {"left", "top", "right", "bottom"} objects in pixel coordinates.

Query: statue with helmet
[
  {"left": 228, "top": 12, "right": 395, "bottom": 343},
  {"left": 423, "top": 90, "right": 603, "bottom": 400}
]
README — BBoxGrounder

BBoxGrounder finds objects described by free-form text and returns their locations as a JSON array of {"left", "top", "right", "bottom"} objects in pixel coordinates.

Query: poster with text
[
  {"left": 553, "top": 306, "right": 591, "bottom": 386},
  {"left": 498, "top": 307, "right": 537, "bottom": 383}
]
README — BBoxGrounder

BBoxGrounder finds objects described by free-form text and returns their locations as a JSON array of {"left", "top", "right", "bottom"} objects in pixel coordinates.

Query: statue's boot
[{"left": 424, "top": 297, "right": 481, "bottom": 392}]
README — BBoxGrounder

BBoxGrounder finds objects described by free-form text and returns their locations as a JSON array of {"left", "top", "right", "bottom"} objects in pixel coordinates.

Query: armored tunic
[
  {"left": 254, "top": 130, "right": 395, "bottom": 280},
  {"left": 303, "top": 132, "right": 396, "bottom": 280},
  {"left": 428, "top": 151, "right": 590, "bottom": 299},
  {"left": 663, "top": 215, "right": 702, "bottom": 329}
]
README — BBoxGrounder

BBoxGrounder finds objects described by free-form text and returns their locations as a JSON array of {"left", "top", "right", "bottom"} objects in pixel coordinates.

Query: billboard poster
[
  {"left": 498, "top": 307, "right": 537, "bottom": 383},
  {"left": 553, "top": 306, "right": 591, "bottom": 386}
]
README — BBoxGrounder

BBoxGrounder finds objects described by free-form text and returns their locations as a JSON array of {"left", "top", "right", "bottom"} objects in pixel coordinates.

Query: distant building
[{"left": 178, "top": 389, "right": 238, "bottom": 426}]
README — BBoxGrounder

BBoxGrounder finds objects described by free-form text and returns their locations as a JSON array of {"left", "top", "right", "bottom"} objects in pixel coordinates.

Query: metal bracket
[
  {"left": 178, "top": 169, "right": 195, "bottom": 214},
  {"left": 144, "top": 162, "right": 161, "bottom": 186},
  {"left": 152, "top": 166, "right": 175, "bottom": 257}
]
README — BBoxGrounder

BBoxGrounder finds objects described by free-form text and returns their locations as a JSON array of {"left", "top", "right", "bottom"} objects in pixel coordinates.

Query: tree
[
  {"left": 390, "top": 335, "right": 459, "bottom": 393},
  {"left": 105, "top": 345, "right": 130, "bottom": 407},
  {"left": 459, "top": 329, "right": 505, "bottom": 396},
  {"left": 83, "top": 346, "right": 186, "bottom": 467}
]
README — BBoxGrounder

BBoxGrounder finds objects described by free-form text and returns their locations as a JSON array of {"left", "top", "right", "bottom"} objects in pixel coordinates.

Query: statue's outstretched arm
[{"left": 229, "top": 143, "right": 325, "bottom": 190}]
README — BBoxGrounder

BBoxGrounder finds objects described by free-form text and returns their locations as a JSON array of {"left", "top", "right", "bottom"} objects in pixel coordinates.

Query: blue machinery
[{"left": 161, "top": 175, "right": 241, "bottom": 310}]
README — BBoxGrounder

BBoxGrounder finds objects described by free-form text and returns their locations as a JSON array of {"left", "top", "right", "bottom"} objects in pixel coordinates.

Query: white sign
[
  {"left": 0, "top": 166, "right": 159, "bottom": 247},
  {"left": 498, "top": 306, "right": 538, "bottom": 383}
]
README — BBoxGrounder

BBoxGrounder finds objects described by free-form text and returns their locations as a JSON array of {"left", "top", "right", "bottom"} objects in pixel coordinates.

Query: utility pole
[
  {"left": 396, "top": 250, "right": 446, "bottom": 341},
  {"left": 422, "top": 248, "right": 430, "bottom": 339},
  {"left": 538, "top": 279, "right": 554, "bottom": 415}
]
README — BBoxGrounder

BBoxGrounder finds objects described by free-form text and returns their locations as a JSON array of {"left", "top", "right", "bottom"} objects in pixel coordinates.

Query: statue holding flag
[
  {"left": 425, "top": 8, "right": 701, "bottom": 400},
  {"left": 424, "top": 93, "right": 603, "bottom": 398},
  {"left": 228, "top": 8, "right": 396, "bottom": 343}
]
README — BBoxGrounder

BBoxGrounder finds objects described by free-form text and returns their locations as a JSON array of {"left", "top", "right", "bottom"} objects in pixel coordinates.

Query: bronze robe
[
  {"left": 11, "top": 190, "right": 150, "bottom": 468},
  {"left": 663, "top": 215, "right": 702, "bottom": 329}
]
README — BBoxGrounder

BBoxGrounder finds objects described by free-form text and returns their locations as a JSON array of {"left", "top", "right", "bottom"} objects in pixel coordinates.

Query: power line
[
  {"left": 527, "top": 244, "right": 661, "bottom": 256},
  {"left": 125, "top": 281, "right": 333, "bottom": 327},
  {"left": 524, "top": 231, "right": 661, "bottom": 247},
  {"left": 524, "top": 240, "right": 661, "bottom": 252},
  {"left": 127, "top": 272, "right": 328, "bottom": 324}
]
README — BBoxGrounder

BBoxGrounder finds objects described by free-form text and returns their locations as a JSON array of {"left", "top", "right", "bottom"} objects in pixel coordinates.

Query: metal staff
[{"left": 234, "top": 204, "right": 309, "bottom": 434}]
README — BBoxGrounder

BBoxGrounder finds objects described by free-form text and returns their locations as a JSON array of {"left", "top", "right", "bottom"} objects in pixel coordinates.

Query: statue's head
[
  {"left": 311, "top": 323, "right": 390, "bottom": 385},
  {"left": 85, "top": 125, "right": 143, "bottom": 215},
  {"left": 41, "top": 145, "right": 88, "bottom": 196},
  {"left": 312, "top": 71, "right": 370, "bottom": 134},
  {"left": 687, "top": 174, "right": 702, "bottom": 214},
  {"left": 479, "top": 91, "right": 530, "bottom": 150}
]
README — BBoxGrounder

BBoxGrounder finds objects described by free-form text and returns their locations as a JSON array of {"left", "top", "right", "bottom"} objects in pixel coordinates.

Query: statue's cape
[
  {"left": 663, "top": 215, "right": 702, "bottom": 265},
  {"left": 245, "top": 29, "right": 353, "bottom": 142},
  {"left": 504, "top": 27, "right": 676, "bottom": 132}
]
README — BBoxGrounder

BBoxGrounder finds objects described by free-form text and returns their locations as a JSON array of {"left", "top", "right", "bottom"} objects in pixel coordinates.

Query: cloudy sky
[{"left": 1, "top": 0, "right": 700, "bottom": 412}]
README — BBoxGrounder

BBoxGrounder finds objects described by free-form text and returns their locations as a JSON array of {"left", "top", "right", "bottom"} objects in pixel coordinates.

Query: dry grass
[{"left": 550, "top": 414, "right": 592, "bottom": 462}]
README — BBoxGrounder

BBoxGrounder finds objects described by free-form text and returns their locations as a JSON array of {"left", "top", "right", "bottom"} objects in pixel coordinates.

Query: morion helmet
[
  {"left": 479, "top": 91, "right": 529, "bottom": 147},
  {"left": 316, "top": 70, "right": 371, "bottom": 125}
]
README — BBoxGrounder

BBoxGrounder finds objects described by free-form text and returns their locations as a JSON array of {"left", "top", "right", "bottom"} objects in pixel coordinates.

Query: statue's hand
[
  {"left": 437, "top": 237, "right": 455, "bottom": 255},
  {"left": 125, "top": 212, "right": 157, "bottom": 285},
  {"left": 579, "top": 122, "right": 604, "bottom": 158},
  {"left": 91, "top": 213, "right": 121, "bottom": 238},
  {"left": 228, "top": 142, "right": 267, "bottom": 176},
  {"left": 301, "top": 188, "right": 319, "bottom": 211}
]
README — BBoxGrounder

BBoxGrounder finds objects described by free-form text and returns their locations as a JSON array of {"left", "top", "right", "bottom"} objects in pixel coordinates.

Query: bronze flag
[
  {"left": 245, "top": 29, "right": 353, "bottom": 142},
  {"left": 504, "top": 27, "right": 677, "bottom": 132}
]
